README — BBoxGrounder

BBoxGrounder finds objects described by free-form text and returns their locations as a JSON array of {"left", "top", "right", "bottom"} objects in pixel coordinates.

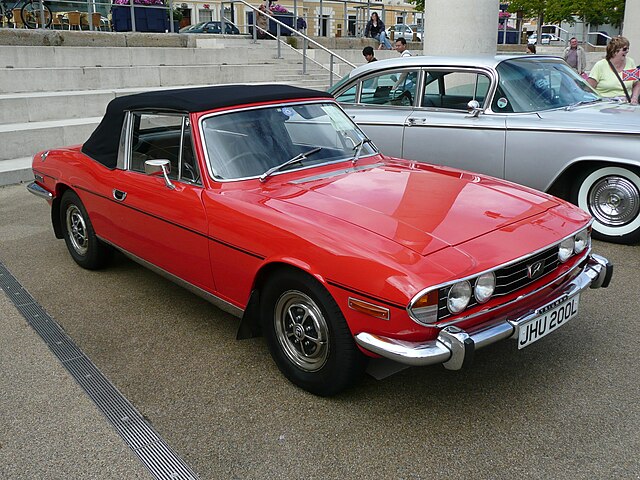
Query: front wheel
[
  {"left": 572, "top": 165, "right": 640, "bottom": 244},
  {"left": 60, "top": 190, "right": 112, "bottom": 269},
  {"left": 21, "top": 1, "right": 52, "bottom": 29},
  {"left": 261, "top": 269, "right": 367, "bottom": 396}
]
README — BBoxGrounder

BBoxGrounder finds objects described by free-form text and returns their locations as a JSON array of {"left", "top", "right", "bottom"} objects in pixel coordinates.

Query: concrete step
[
  {"left": 0, "top": 117, "right": 101, "bottom": 162},
  {"left": 0, "top": 157, "right": 32, "bottom": 187}
]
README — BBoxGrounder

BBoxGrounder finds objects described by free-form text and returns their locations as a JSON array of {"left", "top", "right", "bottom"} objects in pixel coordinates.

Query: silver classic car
[{"left": 329, "top": 55, "right": 640, "bottom": 244}]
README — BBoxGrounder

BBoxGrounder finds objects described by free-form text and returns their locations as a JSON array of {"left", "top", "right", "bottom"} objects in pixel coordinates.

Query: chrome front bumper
[{"left": 355, "top": 254, "right": 613, "bottom": 370}]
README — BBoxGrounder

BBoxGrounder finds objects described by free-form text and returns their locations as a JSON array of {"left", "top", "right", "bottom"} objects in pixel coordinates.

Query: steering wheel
[{"left": 220, "top": 151, "right": 273, "bottom": 177}]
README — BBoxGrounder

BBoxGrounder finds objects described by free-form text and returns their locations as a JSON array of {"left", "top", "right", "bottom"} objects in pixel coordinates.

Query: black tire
[
  {"left": 60, "top": 190, "right": 112, "bottom": 269},
  {"left": 261, "top": 269, "right": 367, "bottom": 396},
  {"left": 21, "top": 1, "right": 52, "bottom": 29},
  {"left": 571, "top": 165, "right": 640, "bottom": 245}
]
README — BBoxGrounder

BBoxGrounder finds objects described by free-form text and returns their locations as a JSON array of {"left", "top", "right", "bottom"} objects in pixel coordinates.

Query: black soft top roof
[{"left": 81, "top": 84, "right": 332, "bottom": 168}]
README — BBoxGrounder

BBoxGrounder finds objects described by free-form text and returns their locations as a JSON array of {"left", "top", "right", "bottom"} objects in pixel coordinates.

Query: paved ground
[{"left": 1, "top": 182, "right": 639, "bottom": 480}]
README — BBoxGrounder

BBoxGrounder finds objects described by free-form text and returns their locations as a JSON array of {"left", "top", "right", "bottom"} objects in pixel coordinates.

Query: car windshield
[
  {"left": 201, "top": 102, "right": 377, "bottom": 180},
  {"left": 493, "top": 58, "right": 600, "bottom": 113}
]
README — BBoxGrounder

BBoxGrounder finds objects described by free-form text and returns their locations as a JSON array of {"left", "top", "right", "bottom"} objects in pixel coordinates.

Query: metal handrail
[
  {"left": 234, "top": 0, "right": 355, "bottom": 87},
  {"left": 586, "top": 31, "right": 612, "bottom": 48}
]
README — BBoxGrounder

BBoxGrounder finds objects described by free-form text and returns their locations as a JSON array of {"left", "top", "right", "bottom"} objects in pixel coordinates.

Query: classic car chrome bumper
[
  {"left": 355, "top": 254, "right": 613, "bottom": 370},
  {"left": 26, "top": 181, "right": 53, "bottom": 201}
]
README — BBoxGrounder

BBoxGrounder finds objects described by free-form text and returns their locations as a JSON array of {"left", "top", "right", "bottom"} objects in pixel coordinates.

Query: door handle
[
  {"left": 406, "top": 117, "right": 425, "bottom": 126},
  {"left": 112, "top": 189, "right": 127, "bottom": 202}
]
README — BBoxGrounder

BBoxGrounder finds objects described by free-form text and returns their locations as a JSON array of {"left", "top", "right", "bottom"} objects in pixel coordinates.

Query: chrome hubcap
[
  {"left": 274, "top": 291, "right": 329, "bottom": 372},
  {"left": 589, "top": 175, "right": 640, "bottom": 227},
  {"left": 66, "top": 205, "right": 88, "bottom": 255}
]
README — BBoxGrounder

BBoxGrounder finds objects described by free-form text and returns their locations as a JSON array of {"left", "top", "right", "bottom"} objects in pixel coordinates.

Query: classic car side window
[
  {"left": 335, "top": 84, "right": 357, "bottom": 104},
  {"left": 129, "top": 113, "right": 200, "bottom": 184},
  {"left": 422, "top": 71, "right": 490, "bottom": 110},
  {"left": 359, "top": 70, "right": 418, "bottom": 107}
]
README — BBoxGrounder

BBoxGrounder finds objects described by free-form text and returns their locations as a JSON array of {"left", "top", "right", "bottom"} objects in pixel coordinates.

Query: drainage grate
[{"left": 0, "top": 261, "right": 199, "bottom": 480}]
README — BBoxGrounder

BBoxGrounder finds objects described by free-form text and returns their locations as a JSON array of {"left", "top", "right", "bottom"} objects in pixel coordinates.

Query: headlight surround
[
  {"left": 474, "top": 271, "right": 496, "bottom": 304},
  {"left": 574, "top": 229, "right": 590, "bottom": 254},
  {"left": 447, "top": 280, "right": 472, "bottom": 314},
  {"left": 558, "top": 237, "right": 575, "bottom": 263}
]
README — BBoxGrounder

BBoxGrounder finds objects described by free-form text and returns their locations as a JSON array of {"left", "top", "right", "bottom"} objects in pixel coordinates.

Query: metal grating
[{"left": 0, "top": 261, "right": 199, "bottom": 480}]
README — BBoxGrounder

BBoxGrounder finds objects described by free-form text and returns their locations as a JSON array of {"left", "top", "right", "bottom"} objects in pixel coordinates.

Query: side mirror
[
  {"left": 467, "top": 99, "right": 482, "bottom": 117},
  {"left": 144, "top": 159, "right": 175, "bottom": 190}
]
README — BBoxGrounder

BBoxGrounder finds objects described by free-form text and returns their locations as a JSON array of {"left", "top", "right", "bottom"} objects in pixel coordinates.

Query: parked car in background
[
  {"left": 330, "top": 55, "right": 640, "bottom": 244},
  {"left": 387, "top": 23, "right": 423, "bottom": 41},
  {"left": 27, "top": 84, "right": 612, "bottom": 396},
  {"left": 179, "top": 21, "right": 240, "bottom": 34},
  {"left": 528, "top": 33, "right": 561, "bottom": 45}
]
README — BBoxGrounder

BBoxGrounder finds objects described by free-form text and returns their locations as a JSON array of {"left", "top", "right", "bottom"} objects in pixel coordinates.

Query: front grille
[{"left": 437, "top": 244, "right": 560, "bottom": 321}]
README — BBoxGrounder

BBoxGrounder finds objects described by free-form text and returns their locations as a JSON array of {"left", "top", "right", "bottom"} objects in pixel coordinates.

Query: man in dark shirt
[{"left": 362, "top": 46, "right": 377, "bottom": 63}]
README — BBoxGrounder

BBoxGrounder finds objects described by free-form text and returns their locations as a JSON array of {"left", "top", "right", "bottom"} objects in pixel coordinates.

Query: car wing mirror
[
  {"left": 144, "top": 159, "right": 175, "bottom": 190},
  {"left": 466, "top": 99, "right": 483, "bottom": 118}
]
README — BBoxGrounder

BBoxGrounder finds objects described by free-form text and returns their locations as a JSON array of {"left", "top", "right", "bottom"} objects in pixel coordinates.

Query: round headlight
[
  {"left": 447, "top": 281, "right": 472, "bottom": 314},
  {"left": 574, "top": 229, "right": 589, "bottom": 254},
  {"left": 558, "top": 237, "right": 575, "bottom": 263},
  {"left": 474, "top": 272, "right": 496, "bottom": 304}
]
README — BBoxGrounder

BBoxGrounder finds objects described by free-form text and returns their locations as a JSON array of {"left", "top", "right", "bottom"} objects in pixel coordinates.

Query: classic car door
[
  {"left": 106, "top": 112, "right": 214, "bottom": 291},
  {"left": 335, "top": 67, "right": 419, "bottom": 156},
  {"left": 401, "top": 69, "right": 507, "bottom": 179}
]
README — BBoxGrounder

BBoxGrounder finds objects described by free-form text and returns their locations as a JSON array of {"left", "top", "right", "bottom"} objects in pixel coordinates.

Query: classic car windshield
[
  {"left": 493, "top": 58, "right": 600, "bottom": 113},
  {"left": 202, "top": 102, "right": 376, "bottom": 180}
]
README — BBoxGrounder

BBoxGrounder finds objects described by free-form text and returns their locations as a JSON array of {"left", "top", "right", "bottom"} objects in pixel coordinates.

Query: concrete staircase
[{"left": 0, "top": 33, "right": 344, "bottom": 186}]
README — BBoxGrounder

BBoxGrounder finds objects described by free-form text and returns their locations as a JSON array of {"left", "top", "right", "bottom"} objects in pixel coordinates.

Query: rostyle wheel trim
[
  {"left": 578, "top": 167, "right": 640, "bottom": 237},
  {"left": 66, "top": 205, "right": 89, "bottom": 256},
  {"left": 274, "top": 290, "right": 329, "bottom": 372}
]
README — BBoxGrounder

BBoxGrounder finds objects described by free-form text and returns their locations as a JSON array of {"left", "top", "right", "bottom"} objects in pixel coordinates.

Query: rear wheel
[
  {"left": 60, "top": 191, "right": 112, "bottom": 269},
  {"left": 21, "top": 1, "right": 52, "bottom": 29},
  {"left": 572, "top": 165, "right": 640, "bottom": 244},
  {"left": 261, "top": 269, "right": 367, "bottom": 396}
]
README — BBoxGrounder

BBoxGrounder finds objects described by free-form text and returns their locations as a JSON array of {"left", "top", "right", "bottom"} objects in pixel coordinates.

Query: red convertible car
[{"left": 28, "top": 85, "right": 612, "bottom": 396}]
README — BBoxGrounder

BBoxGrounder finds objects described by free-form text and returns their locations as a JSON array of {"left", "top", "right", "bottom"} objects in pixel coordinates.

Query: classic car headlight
[
  {"left": 558, "top": 237, "right": 575, "bottom": 263},
  {"left": 574, "top": 229, "right": 590, "bottom": 254},
  {"left": 447, "top": 281, "right": 472, "bottom": 314},
  {"left": 408, "top": 290, "right": 438, "bottom": 325},
  {"left": 474, "top": 272, "right": 496, "bottom": 304}
]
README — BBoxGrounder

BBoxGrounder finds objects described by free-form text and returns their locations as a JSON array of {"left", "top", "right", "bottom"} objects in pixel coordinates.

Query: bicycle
[{"left": 0, "top": 0, "right": 52, "bottom": 29}]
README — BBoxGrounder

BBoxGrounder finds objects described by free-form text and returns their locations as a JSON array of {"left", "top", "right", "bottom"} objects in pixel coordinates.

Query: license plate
[{"left": 517, "top": 294, "right": 580, "bottom": 349}]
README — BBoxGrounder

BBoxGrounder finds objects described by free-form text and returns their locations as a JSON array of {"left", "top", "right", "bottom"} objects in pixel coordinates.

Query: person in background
[
  {"left": 362, "top": 46, "right": 377, "bottom": 63},
  {"left": 526, "top": 44, "right": 536, "bottom": 54},
  {"left": 364, "top": 12, "right": 391, "bottom": 50},
  {"left": 296, "top": 16, "right": 306, "bottom": 34},
  {"left": 588, "top": 36, "right": 640, "bottom": 104},
  {"left": 395, "top": 37, "right": 412, "bottom": 57},
  {"left": 255, "top": 3, "right": 270, "bottom": 39},
  {"left": 563, "top": 37, "right": 586, "bottom": 74}
]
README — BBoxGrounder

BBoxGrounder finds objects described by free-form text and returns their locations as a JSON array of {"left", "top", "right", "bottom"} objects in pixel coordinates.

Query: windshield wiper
[
  {"left": 351, "top": 138, "right": 375, "bottom": 165},
  {"left": 565, "top": 98, "right": 603, "bottom": 110},
  {"left": 259, "top": 147, "right": 322, "bottom": 183}
]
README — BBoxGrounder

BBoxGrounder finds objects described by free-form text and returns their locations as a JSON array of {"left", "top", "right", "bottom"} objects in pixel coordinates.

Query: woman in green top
[{"left": 588, "top": 36, "right": 640, "bottom": 104}]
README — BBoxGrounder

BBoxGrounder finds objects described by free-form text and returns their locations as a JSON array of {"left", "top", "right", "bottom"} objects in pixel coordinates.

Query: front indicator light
[
  {"left": 447, "top": 281, "right": 472, "bottom": 314},
  {"left": 474, "top": 272, "right": 496, "bottom": 303},
  {"left": 348, "top": 297, "right": 390, "bottom": 320},
  {"left": 558, "top": 237, "right": 575, "bottom": 262},
  {"left": 409, "top": 290, "right": 438, "bottom": 325}
]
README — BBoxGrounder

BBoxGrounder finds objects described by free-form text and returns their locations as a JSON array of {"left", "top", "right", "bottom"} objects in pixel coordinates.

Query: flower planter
[{"left": 111, "top": 5, "right": 168, "bottom": 32}]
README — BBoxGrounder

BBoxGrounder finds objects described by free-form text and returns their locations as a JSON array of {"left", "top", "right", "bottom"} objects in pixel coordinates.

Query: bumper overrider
[{"left": 355, "top": 254, "right": 613, "bottom": 370}]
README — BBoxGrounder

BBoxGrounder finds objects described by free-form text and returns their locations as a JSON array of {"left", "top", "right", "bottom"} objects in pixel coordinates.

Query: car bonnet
[{"left": 276, "top": 161, "right": 562, "bottom": 256}]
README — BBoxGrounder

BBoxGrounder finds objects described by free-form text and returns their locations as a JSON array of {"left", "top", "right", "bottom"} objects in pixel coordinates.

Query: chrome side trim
[
  {"left": 26, "top": 182, "right": 53, "bottom": 201},
  {"left": 356, "top": 254, "right": 611, "bottom": 368},
  {"left": 99, "top": 237, "right": 243, "bottom": 319}
]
